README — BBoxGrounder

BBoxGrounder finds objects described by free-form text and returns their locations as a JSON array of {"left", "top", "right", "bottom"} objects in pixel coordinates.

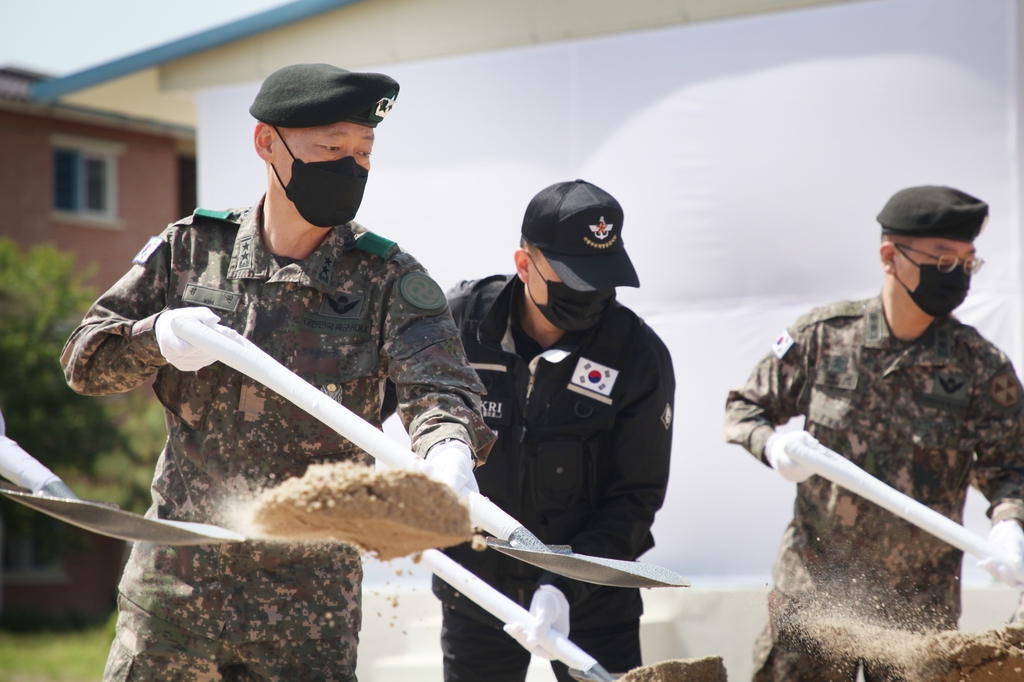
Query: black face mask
[
  {"left": 901, "top": 264, "right": 971, "bottom": 317},
  {"left": 527, "top": 259, "right": 614, "bottom": 331},
  {"left": 271, "top": 128, "right": 368, "bottom": 228}
]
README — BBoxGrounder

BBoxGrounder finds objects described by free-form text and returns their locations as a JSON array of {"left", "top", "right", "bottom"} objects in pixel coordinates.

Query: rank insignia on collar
[{"left": 589, "top": 217, "right": 614, "bottom": 240}]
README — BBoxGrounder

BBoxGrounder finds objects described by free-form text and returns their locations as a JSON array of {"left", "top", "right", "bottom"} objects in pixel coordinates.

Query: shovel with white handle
[
  {"left": 784, "top": 439, "right": 1024, "bottom": 586},
  {"left": 0, "top": 437, "right": 244, "bottom": 545},
  {"left": 420, "top": 548, "right": 615, "bottom": 681},
  {"left": 172, "top": 316, "right": 689, "bottom": 589}
]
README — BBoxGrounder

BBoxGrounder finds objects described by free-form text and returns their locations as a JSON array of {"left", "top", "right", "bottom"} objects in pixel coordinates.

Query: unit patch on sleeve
[
  {"left": 661, "top": 403, "right": 673, "bottom": 430},
  {"left": 990, "top": 372, "right": 1021, "bottom": 408},
  {"left": 772, "top": 329, "right": 795, "bottom": 359},
  {"left": 567, "top": 357, "right": 619, "bottom": 405},
  {"left": 181, "top": 283, "right": 241, "bottom": 312},
  {"left": 400, "top": 272, "right": 446, "bottom": 312},
  {"left": 132, "top": 236, "right": 165, "bottom": 265}
]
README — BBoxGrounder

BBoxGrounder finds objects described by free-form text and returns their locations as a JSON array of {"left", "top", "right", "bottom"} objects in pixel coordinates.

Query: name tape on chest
[
  {"left": 772, "top": 329, "right": 795, "bottom": 359},
  {"left": 182, "top": 283, "right": 241, "bottom": 312},
  {"left": 133, "top": 236, "right": 165, "bottom": 265},
  {"left": 568, "top": 357, "right": 619, "bottom": 402}
]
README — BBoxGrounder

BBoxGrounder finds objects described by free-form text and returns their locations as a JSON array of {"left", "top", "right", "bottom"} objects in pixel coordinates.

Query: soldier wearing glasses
[{"left": 724, "top": 186, "right": 1024, "bottom": 682}]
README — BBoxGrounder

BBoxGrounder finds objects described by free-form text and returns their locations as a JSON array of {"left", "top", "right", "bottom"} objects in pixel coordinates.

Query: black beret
[
  {"left": 877, "top": 186, "right": 988, "bottom": 242},
  {"left": 249, "top": 63, "right": 399, "bottom": 128}
]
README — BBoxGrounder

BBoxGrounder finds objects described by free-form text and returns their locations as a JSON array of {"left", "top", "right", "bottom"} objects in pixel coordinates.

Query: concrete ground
[{"left": 356, "top": 574, "right": 1022, "bottom": 682}]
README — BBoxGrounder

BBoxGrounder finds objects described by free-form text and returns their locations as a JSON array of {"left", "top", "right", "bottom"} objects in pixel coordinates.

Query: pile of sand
[
  {"left": 619, "top": 657, "right": 728, "bottom": 682},
  {"left": 781, "top": 606, "right": 1024, "bottom": 681},
  {"left": 246, "top": 461, "right": 472, "bottom": 560}
]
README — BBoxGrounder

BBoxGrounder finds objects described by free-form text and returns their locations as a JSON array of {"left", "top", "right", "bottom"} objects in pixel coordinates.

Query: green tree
[{"left": 0, "top": 239, "right": 163, "bottom": 529}]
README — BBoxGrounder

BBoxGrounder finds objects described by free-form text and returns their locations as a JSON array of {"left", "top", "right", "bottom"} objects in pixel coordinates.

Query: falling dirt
[
  {"left": 244, "top": 461, "right": 472, "bottom": 560},
  {"left": 619, "top": 656, "right": 728, "bottom": 682},
  {"left": 780, "top": 602, "right": 1024, "bottom": 681}
]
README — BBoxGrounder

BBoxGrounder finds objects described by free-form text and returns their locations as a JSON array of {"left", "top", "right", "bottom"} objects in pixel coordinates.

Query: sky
[{"left": 1, "top": 0, "right": 298, "bottom": 77}]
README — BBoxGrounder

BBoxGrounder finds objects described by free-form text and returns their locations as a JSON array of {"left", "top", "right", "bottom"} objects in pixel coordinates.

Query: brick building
[
  {"left": 0, "top": 67, "right": 196, "bottom": 292},
  {"left": 0, "top": 66, "right": 196, "bottom": 622}
]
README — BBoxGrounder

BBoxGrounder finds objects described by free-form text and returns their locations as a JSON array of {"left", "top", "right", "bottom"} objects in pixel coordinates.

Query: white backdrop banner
[{"left": 195, "top": 0, "right": 1020, "bottom": 581}]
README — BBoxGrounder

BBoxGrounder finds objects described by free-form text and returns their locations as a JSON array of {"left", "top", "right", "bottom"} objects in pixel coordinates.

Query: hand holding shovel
[
  {"left": 783, "top": 436, "right": 1024, "bottom": 587},
  {"left": 171, "top": 314, "right": 689, "bottom": 589}
]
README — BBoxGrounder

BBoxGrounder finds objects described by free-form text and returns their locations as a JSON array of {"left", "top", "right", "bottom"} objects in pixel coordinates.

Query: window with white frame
[{"left": 50, "top": 134, "right": 124, "bottom": 223}]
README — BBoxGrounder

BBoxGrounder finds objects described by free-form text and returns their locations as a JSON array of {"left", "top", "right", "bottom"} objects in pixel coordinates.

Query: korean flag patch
[
  {"left": 772, "top": 329, "right": 795, "bottom": 359},
  {"left": 568, "top": 357, "right": 619, "bottom": 404},
  {"left": 133, "top": 236, "right": 165, "bottom": 266}
]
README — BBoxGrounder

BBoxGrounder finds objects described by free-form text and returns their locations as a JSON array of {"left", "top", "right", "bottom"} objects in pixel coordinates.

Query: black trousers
[{"left": 440, "top": 603, "right": 642, "bottom": 682}]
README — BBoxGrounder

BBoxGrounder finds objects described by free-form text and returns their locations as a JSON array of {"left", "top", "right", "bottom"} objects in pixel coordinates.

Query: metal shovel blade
[
  {"left": 487, "top": 538, "right": 690, "bottom": 589},
  {"left": 568, "top": 666, "right": 616, "bottom": 682},
  {"left": 174, "top": 317, "right": 689, "bottom": 588},
  {"left": 0, "top": 482, "right": 244, "bottom": 545}
]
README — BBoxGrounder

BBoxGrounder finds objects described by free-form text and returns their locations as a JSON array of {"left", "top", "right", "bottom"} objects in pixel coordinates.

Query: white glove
[
  {"left": 978, "top": 520, "right": 1024, "bottom": 589},
  {"left": 503, "top": 585, "right": 570, "bottom": 660},
  {"left": 155, "top": 307, "right": 238, "bottom": 372},
  {"left": 419, "top": 439, "right": 478, "bottom": 493},
  {"left": 764, "top": 430, "right": 817, "bottom": 483}
]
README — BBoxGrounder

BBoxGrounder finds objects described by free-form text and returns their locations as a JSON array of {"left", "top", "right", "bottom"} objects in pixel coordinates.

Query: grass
[{"left": 0, "top": 613, "right": 115, "bottom": 682}]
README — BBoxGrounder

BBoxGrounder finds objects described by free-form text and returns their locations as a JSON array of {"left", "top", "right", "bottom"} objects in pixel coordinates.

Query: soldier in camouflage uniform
[
  {"left": 61, "top": 64, "right": 494, "bottom": 682},
  {"left": 724, "top": 186, "right": 1024, "bottom": 682}
]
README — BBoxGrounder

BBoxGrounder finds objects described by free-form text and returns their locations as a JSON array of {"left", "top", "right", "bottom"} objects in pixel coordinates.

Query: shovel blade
[
  {"left": 0, "top": 484, "right": 244, "bottom": 545},
  {"left": 486, "top": 538, "right": 690, "bottom": 589},
  {"left": 568, "top": 665, "right": 615, "bottom": 682}
]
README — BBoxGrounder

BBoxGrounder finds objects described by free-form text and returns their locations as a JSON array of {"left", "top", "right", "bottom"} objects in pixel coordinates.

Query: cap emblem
[
  {"left": 374, "top": 97, "right": 394, "bottom": 119},
  {"left": 589, "top": 217, "right": 614, "bottom": 240}
]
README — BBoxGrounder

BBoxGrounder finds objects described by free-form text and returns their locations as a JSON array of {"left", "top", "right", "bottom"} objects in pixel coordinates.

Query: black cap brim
[{"left": 542, "top": 249, "right": 640, "bottom": 291}]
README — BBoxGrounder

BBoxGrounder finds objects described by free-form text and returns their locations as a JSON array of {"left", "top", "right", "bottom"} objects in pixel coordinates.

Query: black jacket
[{"left": 432, "top": 275, "right": 675, "bottom": 631}]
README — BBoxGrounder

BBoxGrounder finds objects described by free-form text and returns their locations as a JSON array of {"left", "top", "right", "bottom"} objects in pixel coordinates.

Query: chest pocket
[
  {"left": 806, "top": 353, "right": 859, "bottom": 431},
  {"left": 807, "top": 385, "right": 856, "bottom": 432},
  {"left": 533, "top": 440, "right": 587, "bottom": 511},
  {"left": 239, "top": 341, "right": 380, "bottom": 421},
  {"left": 154, "top": 364, "right": 227, "bottom": 430}
]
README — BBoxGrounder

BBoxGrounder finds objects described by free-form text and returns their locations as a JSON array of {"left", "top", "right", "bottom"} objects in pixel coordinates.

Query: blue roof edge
[{"left": 30, "top": 0, "right": 366, "bottom": 102}]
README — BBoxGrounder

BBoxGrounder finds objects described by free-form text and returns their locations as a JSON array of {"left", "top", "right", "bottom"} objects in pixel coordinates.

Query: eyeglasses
[{"left": 894, "top": 243, "right": 985, "bottom": 275}]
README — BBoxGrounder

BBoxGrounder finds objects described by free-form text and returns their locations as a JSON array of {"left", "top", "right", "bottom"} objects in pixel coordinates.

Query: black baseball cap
[
  {"left": 521, "top": 180, "right": 639, "bottom": 291},
  {"left": 250, "top": 63, "right": 399, "bottom": 129},
  {"left": 878, "top": 186, "right": 988, "bottom": 242}
]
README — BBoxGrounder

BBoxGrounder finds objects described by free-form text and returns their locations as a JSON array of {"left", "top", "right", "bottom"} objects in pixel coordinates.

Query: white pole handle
[
  {"left": 0, "top": 436, "right": 62, "bottom": 493},
  {"left": 171, "top": 317, "right": 522, "bottom": 541},
  {"left": 419, "top": 548, "right": 600, "bottom": 672},
  {"left": 786, "top": 440, "right": 1024, "bottom": 586}
]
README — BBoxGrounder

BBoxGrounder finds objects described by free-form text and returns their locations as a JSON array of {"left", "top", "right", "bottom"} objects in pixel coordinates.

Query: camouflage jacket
[
  {"left": 724, "top": 296, "right": 1024, "bottom": 628},
  {"left": 61, "top": 201, "right": 494, "bottom": 642}
]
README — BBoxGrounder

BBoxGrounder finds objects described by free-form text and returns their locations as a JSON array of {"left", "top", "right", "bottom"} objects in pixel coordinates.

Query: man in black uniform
[{"left": 435, "top": 180, "right": 676, "bottom": 681}]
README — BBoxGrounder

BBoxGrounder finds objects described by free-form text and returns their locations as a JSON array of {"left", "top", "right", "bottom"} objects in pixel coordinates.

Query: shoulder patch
[
  {"left": 194, "top": 208, "right": 234, "bottom": 221},
  {"left": 772, "top": 329, "right": 795, "bottom": 359},
  {"left": 354, "top": 231, "right": 398, "bottom": 258},
  {"left": 132, "top": 236, "right": 165, "bottom": 266},
  {"left": 990, "top": 371, "right": 1021, "bottom": 409},
  {"left": 794, "top": 299, "right": 867, "bottom": 330},
  {"left": 400, "top": 272, "right": 447, "bottom": 312}
]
